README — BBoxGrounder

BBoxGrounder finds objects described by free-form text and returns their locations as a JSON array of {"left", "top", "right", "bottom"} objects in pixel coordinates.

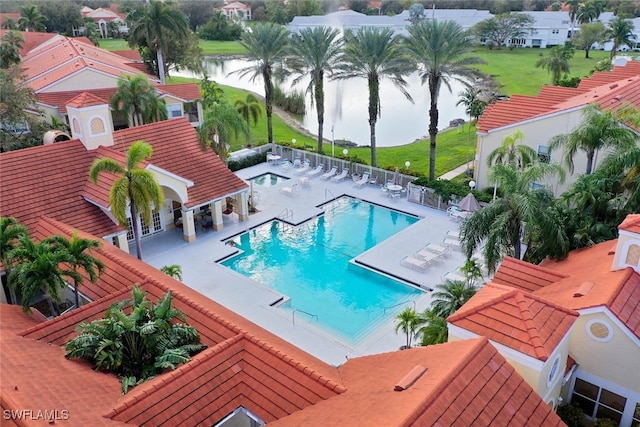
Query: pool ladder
[
  {"left": 277, "top": 208, "right": 293, "bottom": 221},
  {"left": 383, "top": 300, "right": 417, "bottom": 314},
  {"left": 292, "top": 309, "right": 318, "bottom": 326}
]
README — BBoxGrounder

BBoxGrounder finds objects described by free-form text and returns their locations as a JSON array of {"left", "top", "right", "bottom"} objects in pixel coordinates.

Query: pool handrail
[
  {"left": 292, "top": 309, "right": 318, "bottom": 326},
  {"left": 383, "top": 300, "right": 417, "bottom": 314}
]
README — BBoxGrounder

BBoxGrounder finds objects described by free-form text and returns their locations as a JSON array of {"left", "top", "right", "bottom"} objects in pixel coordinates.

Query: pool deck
[{"left": 138, "top": 163, "right": 470, "bottom": 366}]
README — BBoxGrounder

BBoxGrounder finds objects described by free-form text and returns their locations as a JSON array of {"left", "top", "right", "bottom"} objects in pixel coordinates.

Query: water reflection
[{"left": 173, "top": 58, "right": 469, "bottom": 147}]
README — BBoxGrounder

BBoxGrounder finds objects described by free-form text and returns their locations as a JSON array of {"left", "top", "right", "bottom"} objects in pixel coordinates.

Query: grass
[
  {"left": 100, "top": 38, "right": 247, "bottom": 56},
  {"left": 467, "top": 46, "right": 611, "bottom": 95}
]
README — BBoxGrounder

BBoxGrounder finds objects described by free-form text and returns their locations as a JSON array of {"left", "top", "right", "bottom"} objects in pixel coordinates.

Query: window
[
  {"left": 632, "top": 402, "right": 640, "bottom": 427},
  {"left": 552, "top": 29, "right": 560, "bottom": 34},
  {"left": 90, "top": 117, "right": 106, "bottom": 135},
  {"left": 625, "top": 244, "right": 640, "bottom": 267},
  {"left": 586, "top": 319, "right": 613, "bottom": 342},
  {"left": 538, "top": 145, "right": 550, "bottom": 163},
  {"left": 510, "top": 38, "right": 526, "bottom": 46},
  {"left": 166, "top": 103, "right": 183, "bottom": 119},
  {"left": 547, "top": 356, "right": 561, "bottom": 387},
  {"left": 531, "top": 183, "right": 544, "bottom": 190},
  {"left": 126, "top": 210, "right": 162, "bottom": 241},
  {"left": 562, "top": 20, "right": 569, "bottom": 24},
  {"left": 572, "top": 378, "right": 627, "bottom": 424}
]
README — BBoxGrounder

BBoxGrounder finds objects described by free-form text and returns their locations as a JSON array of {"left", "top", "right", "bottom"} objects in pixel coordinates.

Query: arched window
[
  {"left": 625, "top": 243, "right": 640, "bottom": 267},
  {"left": 72, "top": 117, "right": 81, "bottom": 135},
  {"left": 90, "top": 117, "right": 106, "bottom": 135}
]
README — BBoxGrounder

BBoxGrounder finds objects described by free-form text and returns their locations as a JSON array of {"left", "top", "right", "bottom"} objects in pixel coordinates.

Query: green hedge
[
  {"left": 411, "top": 177, "right": 493, "bottom": 204},
  {"left": 227, "top": 152, "right": 267, "bottom": 172}
]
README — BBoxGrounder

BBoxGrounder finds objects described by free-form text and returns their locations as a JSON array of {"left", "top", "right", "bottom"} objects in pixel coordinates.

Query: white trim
[
  {"left": 619, "top": 239, "right": 640, "bottom": 270},
  {"left": 585, "top": 318, "right": 614, "bottom": 343},
  {"left": 88, "top": 115, "right": 108, "bottom": 136},
  {"left": 547, "top": 355, "right": 561, "bottom": 387},
  {"left": 146, "top": 164, "right": 194, "bottom": 187},
  {"left": 579, "top": 307, "right": 640, "bottom": 347},
  {"left": 166, "top": 103, "right": 184, "bottom": 119},
  {"left": 447, "top": 324, "right": 545, "bottom": 370}
]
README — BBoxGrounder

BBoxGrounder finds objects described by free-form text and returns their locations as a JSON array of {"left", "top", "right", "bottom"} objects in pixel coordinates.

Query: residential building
[
  {"left": 75, "top": 4, "right": 129, "bottom": 37},
  {"left": 447, "top": 214, "right": 640, "bottom": 426},
  {"left": 474, "top": 58, "right": 640, "bottom": 195},
  {"left": 221, "top": 1, "right": 252, "bottom": 21}
]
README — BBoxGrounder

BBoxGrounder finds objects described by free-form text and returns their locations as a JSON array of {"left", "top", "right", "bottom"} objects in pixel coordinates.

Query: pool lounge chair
[
  {"left": 423, "top": 243, "right": 451, "bottom": 257},
  {"left": 442, "top": 270, "right": 466, "bottom": 282},
  {"left": 320, "top": 166, "right": 338, "bottom": 180},
  {"left": 330, "top": 169, "right": 349, "bottom": 183},
  {"left": 413, "top": 249, "right": 441, "bottom": 265},
  {"left": 306, "top": 164, "right": 324, "bottom": 178},
  {"left": 442, "top": 237, "right": 461, "bottom": 250},
  {"left": 354, "top": 173, "right": 370, "bottom": 188},
  {"left": 400, "top": 256, "right": 428, "bottom": 273},
  {"left": 280, "top": 183, "right": 300, "bottom": 197},
  {"left": 294, "top": 161, "right": 311, "bottom": 175}
]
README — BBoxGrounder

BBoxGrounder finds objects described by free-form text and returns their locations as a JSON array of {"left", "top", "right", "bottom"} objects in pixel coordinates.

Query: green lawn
[
  {"left": 98, "top": 38, "right": 128, "bottom": 51},
  {"left": 467, "top": 46, "right": 611, "bottom": 95},
  {"left": 100, "top": 38, "right": 247, "bottom": 56}
]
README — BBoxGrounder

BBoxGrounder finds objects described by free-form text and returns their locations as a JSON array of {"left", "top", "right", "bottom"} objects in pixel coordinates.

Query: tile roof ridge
[
  {"left": 104, "top": 334, "right": 246, "bottom": 420},
  {"left": 501, "top": 256, "right": 569, "bottom": 280},
  {"left": 447, "top": 282, "right": 518, "bottom": 322},
  {"left": 242, "top": 332, "right": 347, "bottom": 394},
  {"left": 606, "top": 267, "right": 637, "bottom": 306},
  {"left": 514, "top": 293, "right": 550, "bottom": 360}
]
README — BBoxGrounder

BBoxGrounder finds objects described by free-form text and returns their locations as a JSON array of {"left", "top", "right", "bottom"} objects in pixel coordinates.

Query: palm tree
[
  {"left": 234, "top": 94, "right": 263, "bottom": 140},
  {"left": 65, "top": 285, "right": 206, "bottom": 393},
  {"left": 405, "top": 20, "right": 484, "bottom": 180},
  {"left": 199, "top": 100, "right": 248, "bottom": 159},
  {"left": 0, "top": 216, "right": 28, "bottom": 304},
  {"left": 460, "top": 162, "right": 568, "bottom": 273},
  {"left": 535, "top": 44, "right": 573, "bottom": 86},
  {"left": 18, "top": 5, "right": 47, "bottom": 32},
  {"left": 127, "top": 1, "right": 190, "bottom": 84},
  {"left": 48, "top": 232, "right": 105, "bottom": 310},
  {"left": 549, "top": 104, "right": 637, "bottom": 175},
  {"left": 0, "top": 31, "right": 24, "bottom": 69},
  {"left": 110, "top": 74, "right": 167, "bottom": 128},
  {"left": 606, "top": 16, "right": 637, "bottom": 61},
  {"left": 394, "top": 306, "right": 420, "bottom": 349},
  {"left": 430, "top": 279, "right": 478, "bottom": 318},
  {"left": 160, "top": 264, "right": 182, "bottom": 281},
  {"left": 234, "top": 23, "right": 289, "bottom": 150},
  {"left": 566, "top": 0, "right": 581, "bottom": 34},
  {"left": 600, "top": 145, "right": 640, "bottom": 212},
  {"left": 334, "top": 27, "right": 413, "bottom": 167},
  {"left": 9, "top": 236, "right": 81, "bottom": 316},
  {"left": 456, "top": 88, "right": 486, "bottom": 169},
  {"left": 416, "top": 309, "right": 448, "bottom": 346},
  {"left": 89, "top": 141, "right": 164, "bottom": 260},
  {"left": 287, "top": 26, "right": 343, "bottom": 154},
  {"left": 577, "top": 0, "right": 606, "bottom": 24},
  {"left": 487, "top": 130, "right": 538, "bottom": 170}
]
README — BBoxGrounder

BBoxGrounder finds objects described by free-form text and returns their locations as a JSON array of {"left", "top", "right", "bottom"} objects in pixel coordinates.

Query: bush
[
  {"left": 594, "top": 418, "right": 618, "bottom": 427},
  {"left": 227, "top": 152, "right": 267, "bottom": 171},
  {"left": 556, "top": 403, "right": 585, "bottom": 427},
  {"left": 411, "top": 177, "right": 492, "bottom": 204},
  {"left": 273, "top": 85, "right": 306, "bottom": 115}
]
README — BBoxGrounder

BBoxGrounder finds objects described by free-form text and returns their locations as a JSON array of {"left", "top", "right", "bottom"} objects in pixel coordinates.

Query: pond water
[{"left": 173, "top": 58, "right": 471, "bottom": 147}]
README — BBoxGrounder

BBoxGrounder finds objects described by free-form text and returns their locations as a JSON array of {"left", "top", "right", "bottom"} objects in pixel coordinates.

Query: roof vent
[
  {"left": 394, "top": 365, "right": 427, "bottom": 392},
  {"left": 573, "top": 282, "right": 594, "bottom": 298},
  {"left": 609, "top": 83, "right": 618, "bottom": 89},
  {"left": 43, "top": 130, "right": 71, "bottom": 145}
]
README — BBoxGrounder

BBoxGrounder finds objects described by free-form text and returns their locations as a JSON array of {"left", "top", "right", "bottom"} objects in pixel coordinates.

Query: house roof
[
  {"left": 66, "top": 91, "right": 109, "bottom": 109},
  {"left": 477, "top": 61, "right": 640, "bottom": 133},
  {"left": 270, "top": 338, "right": 565, "bottom": 426},
  {"left": 492, "top": 256, "right": 568, "bottom": 293},
  {"left": 1, "top": 217, "right": 566, "bottom": 426},
  {"left": 447, "top": 282, "right": 579, "bottom": 361},
  {"left": 0, "top": 29, "right": 61, "bottom": 56},
  {"left": 620, "top": 214, "right": 640, "bottom": 233}
]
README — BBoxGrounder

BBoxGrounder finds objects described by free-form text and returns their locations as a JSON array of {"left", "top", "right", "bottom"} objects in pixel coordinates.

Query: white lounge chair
[
  {"left": 280, "top": 183, "right": 300, "bottom": 197},
  {"left": 281, "top": 160, "right": 293, "bottom": 170},
  {"left": 330, "top": 169, "right": 349, "bottom": 183},
  {"left": 400, "top": 256, "right": 428, "bottom": 273},
  {"left": 413, "top": 249, "right": 441, "bottom": 265},
  {"left": 320, "top": 166, "right": 338, "bottom": 180},
  {"left": 442, "top": 271, "right": 466, "bottom": 282},
  {"left": 294, "top": 161, "right": 311, "bottom": 175},
  {"left": 442, "top": 237, "right": 461, "bottom": 250},
  {"left": 306, "top": 164, "right": 324, "bottom": 178},
  {"left": 354, "top": 173, "right": 370, "bottom": 188},
  {"left": 423, "top": 243, "right": 450, "bottom": 257}
]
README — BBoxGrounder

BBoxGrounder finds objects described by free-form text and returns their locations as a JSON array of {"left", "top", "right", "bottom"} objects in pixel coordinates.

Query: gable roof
[
  {"left": 493, "top": 256, "right": 568, "bottom": 293},
  {"left": 619, "top": 214, "right": 640, "bottom": 234},
  {"left": 66, "top": 91, "right": 110, "bottom": 109},
  {"left": 477, "top": 61, "right": 640, "bottom": 133},
  {"left": 448, "top": 282, "right": 579, "bottom": 361}
]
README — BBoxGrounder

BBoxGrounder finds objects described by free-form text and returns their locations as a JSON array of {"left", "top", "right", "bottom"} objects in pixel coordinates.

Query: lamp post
[
  {"left": 469, "top": 180, "right": 476, "bottom": 192},
  {"left": 405, "top": 161, "right": 410, "bottom": 172},
  {"left": 331, "top": 125, "right": 335, "bottom": 158}
]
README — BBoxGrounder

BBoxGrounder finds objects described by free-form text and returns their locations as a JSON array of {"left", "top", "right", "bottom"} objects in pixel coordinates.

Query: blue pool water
[
  {"left": 221, "top": 197, "right": 422, "bottom": 343},
  {"left": 249, "top": 172, "right": 289, "bottom": 188}
]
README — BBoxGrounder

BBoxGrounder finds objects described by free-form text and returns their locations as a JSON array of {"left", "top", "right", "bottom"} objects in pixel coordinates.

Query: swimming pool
[
  {"left": 249, "top": 172, "right": 289, "bottom": 188},
  {"left": 221, "top": 197, "right": 423, "bottom": 344}
]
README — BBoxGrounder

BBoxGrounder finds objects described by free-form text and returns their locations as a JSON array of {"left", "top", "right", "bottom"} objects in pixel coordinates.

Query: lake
[{"left": 174, "top": 58, "right": 470, "bottom": 147}]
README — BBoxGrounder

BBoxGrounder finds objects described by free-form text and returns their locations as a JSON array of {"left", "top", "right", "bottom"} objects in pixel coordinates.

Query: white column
[
  {"left": 113, "top": 233, "right": 130, "bottom": 253},
  {"left": 182, "top": 209, "right": 196, "bottom": 243},
  {"left": 236, "top": 192, "right": 248, "bottom": 221},
  {"left": 212, "top": 200, "right": 224, "bottom": 231}
]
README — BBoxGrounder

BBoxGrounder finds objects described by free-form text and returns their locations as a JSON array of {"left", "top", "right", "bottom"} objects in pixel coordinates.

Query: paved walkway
[{"left": 438, "top": 163, "right": 470, "bottom": 181}]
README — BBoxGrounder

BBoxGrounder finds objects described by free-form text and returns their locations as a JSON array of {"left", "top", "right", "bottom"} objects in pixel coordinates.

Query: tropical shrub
[
  {"left": 227, "top": 152, "right": 268, "bottom": 171},
  {"left": 65, "top": 286, "right": 206, "bottom": 393},
  {"left": 411, "top": 177, "right": 492, "bottom": 203},
  {"left": 594, "top": 418, "right": 618, "bottom": 427},
  {"left": 273, "top": 85, "right": 306, "bottom": 115},
  {"left": 556, "top": 403, "right": 585, "bottom": 427}
]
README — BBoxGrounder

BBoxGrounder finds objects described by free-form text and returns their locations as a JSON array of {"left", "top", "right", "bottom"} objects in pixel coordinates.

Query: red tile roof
[
  {"left": 477, "top": 61, "right": 640, "bottom": 133},
  {"left": 619, "top": 214, "right": 640, "bottom": 233},
  {"left": 0, "top": 30, "right": 61, "bottom": 56},
  {"left": 448, "top": 282, "right": 579, "bottom": 361},
  {"left": 66, "top": 91, "right": 109, "bottom": 108},
  {"left": 270, "top": 338, "right": 565, "bottom": 426},
  {"left": 0, "top": 140, "right": 121, "bottom": 238},
  {"left": 493, "top": 256, "right": 568, "bottom": 293},
  {"left": 111, "top": 50, "right": 142, "bottom": 61},
  {"left": 157, "top": 83, "right": 203, "bottom": 101}
]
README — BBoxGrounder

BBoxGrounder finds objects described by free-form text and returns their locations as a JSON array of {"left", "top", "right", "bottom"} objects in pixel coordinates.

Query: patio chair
[
  {"left": 442, "top": 270, "right": 466, "bottom": 282},
  {"left": 413, "top": 248, "right": 442, "bottom": 265},
  {"left": 400, "top": 256, "right": 428, "bottom": 273},
  {"left": 423, "top": 243, "right": 451, "bottom": 257},
  {"left": 320, "top": 165, "right": 338, "bottom": 180},
  {"left": 354, "top": 172, "right": 370, "bottom": 188},
  {"left": 330, "top": 169, "right": 349, "bottom": 183},
  {"left": 281, "top": 160, "right": 293, "bottom": 170},
  {"left": 293, "top": 157, "right": 302, "bottom": 168},
  {"left": 306, "top": 164, "right": 324, "bottom": 178},
  {"left": 280, "top": 183, "right": 300, "bottom": 197},
  {"left": 294, "top": 161, "right": 311, "bottom": 175},
  {"left": 442, "top": 237, "right": 461, "bottom": 250}
]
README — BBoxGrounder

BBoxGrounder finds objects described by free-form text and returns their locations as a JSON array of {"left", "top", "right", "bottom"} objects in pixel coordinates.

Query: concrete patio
[{"left": 136, "top": 162, "right": 471, "bottom": 365}]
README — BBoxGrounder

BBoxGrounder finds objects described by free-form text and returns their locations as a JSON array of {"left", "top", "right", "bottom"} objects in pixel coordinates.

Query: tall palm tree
[
  {"left": 0, "top": 216, "right": 28, "bottom": 304},
  {"left": 456, "top": 88, "right": 486, "bottom": 169},
  {"left": 577, "top": 0, "right": 606, "bottom": 24},
  {"left": 394, "top": 307, "right": 420, "bottom": 349},
  {"left": 405, "top": 20, "right": 484, "bottom": 180},
  {"left": 606, "top": 16, "right": 637, "bottom": 61},
  {"left": 487, "top": 130, "right": 538, "bottom": 170},
  {"left": 48, "top": 232, "right": 105, "bottom": 310},
  {"left": 535, "top": 45, "right": 573, "bottom": 86},
  {"left": 9, "top": 236, "right": 81, "bottom": 316},
  {"left": 18, "top": 5, "right": 47, "bottom": 32},
  {"left": 89, "top": 141, "right": 164, "bottom": 260},
  {"left": 430, "top": 279, "right": 478, "bottom": 318},
  {"left": 110, "top": 74, "right": 167, "bottom": 128},
  {"left": 234, "top": 23, "right": 289, "bottom": 150},
  {"left": 234, "top": 93, "right": 263, "bottom": 140},
  {"left": 287, "top": 26, "right": 343, "bottom": 154},
  {"left": 460, "top": 162, "right": 568, "bottom": 273},
  {"left": 416, "top": 309, "right": 448, "bottom": 346},
  {"left": 600, "top": 145, "right": 640, "bottom": 212},
  {"left": 550, "top": 104, "right": 637, "bottom": 175},
  {"left": 199, "top": 100, "right": 248, "bottom": 159},
  {"left": 127, "top": 1, "right": 190, "bottom": 84},
  {"left": 334, "top": 27, "right": 413, "bottom": 167},
  {"left": 566, "top": 0, "right": 581, "bottom": 34}
]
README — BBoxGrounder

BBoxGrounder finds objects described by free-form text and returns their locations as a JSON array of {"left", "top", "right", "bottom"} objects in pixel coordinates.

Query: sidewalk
[{"left": 438, "top": 163, "right": 470, "bottom": 181}]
